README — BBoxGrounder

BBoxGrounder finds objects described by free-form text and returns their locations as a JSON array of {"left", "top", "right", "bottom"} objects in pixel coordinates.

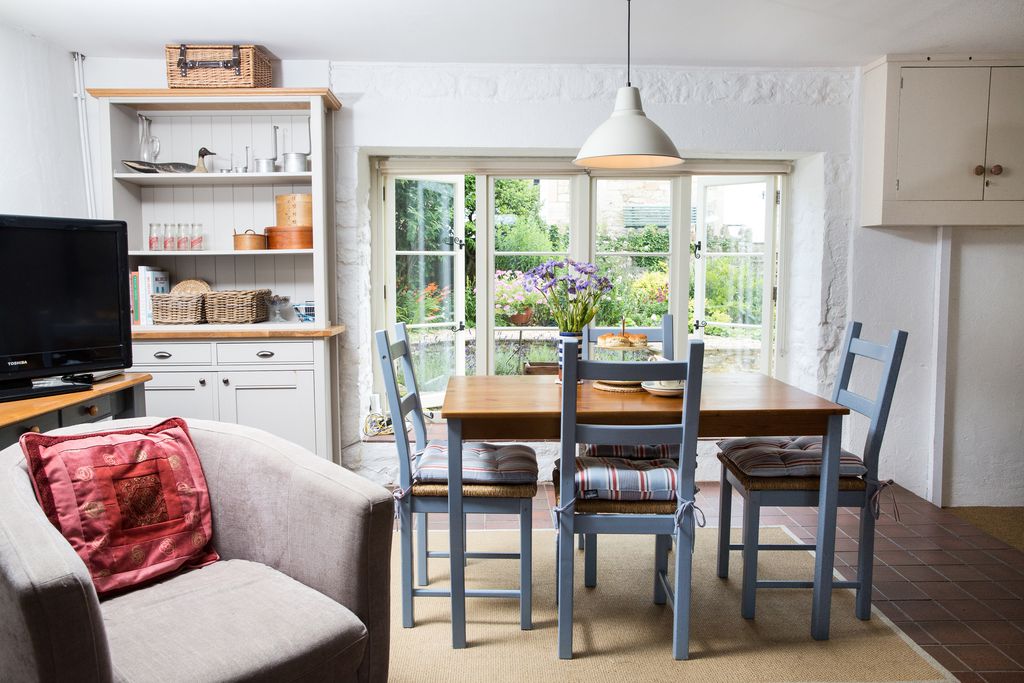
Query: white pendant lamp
[{"left": 574, "top": 0, "right": 683, "bottom": 169}]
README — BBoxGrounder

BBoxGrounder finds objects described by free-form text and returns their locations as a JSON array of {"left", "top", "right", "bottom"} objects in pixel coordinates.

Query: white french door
[
  {"left": 690, "top": 175, "right": 779, "bottom": 374},
  {"left": 384, "top": 175, "right": 466, "bottom": 406}
]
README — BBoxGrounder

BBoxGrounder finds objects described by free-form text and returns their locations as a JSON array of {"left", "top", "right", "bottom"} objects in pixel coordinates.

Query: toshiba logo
[{"left": 7, "top": 360, "right": 28, "bottom": 366}]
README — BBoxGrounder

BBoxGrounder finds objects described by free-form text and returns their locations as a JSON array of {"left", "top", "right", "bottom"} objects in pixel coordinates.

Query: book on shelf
[
  {"left": 130, "top": 271, "right": 140, "bottom": 325},
  {"left": 136, "top": 266, "right": 170, "bottom": 325}
]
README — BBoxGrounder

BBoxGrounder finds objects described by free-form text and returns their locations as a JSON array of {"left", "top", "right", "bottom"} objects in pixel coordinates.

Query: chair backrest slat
[
  {"left": 835, "top": 388, "right": 875, "bottom": 418},
  {"left": 577, "top": 359, "right": 687, "bottom": 383},
  {"left": 831, "top": 321, "right": 909, "bottom": 476},
  {"left": 582, "top": 314, "right": 675, "bottom": 360},
  {"left": 577, "top": 424, "right": 684, "bottom": 447},
  {"left": 374, "top": 323, "right": 428, "bottom": 489}
]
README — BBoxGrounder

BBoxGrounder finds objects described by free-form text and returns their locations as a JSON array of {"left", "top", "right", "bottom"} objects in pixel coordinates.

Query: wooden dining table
[{"left": 440, "top": 372, "right": 850, "bottom": 648}]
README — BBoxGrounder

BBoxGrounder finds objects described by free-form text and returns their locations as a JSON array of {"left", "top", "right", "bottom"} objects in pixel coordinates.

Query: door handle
[
  {"left": 153, "top": 351, "right": 172, "bottom": 359},
  {"left": 222, "top": 378, "right": 230, "bottom": 386},
  {"left": 990, "top": 164, "right": 1004, "bottom": 176},
  {"left": 974, "top": 165, "right": 986, "bottom": 176},
  {"left": 199, "top": 378, "right": 207, "bottom": 387},
  {"left": 256, "top": 350, "right": 275, "bottom": 358}
]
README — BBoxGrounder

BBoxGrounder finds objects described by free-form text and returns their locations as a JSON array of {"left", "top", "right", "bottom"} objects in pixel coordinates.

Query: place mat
[
  {"left": 388, "top": 528, "right": 952, "bottom": 682},
  {"left": 593, "top": 381, "right": 644, "bottom": 393}
]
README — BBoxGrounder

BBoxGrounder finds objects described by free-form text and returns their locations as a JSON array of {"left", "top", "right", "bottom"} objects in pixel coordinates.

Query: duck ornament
[{"left": 123, "top": 147, "right": 215, "bottom": 174}]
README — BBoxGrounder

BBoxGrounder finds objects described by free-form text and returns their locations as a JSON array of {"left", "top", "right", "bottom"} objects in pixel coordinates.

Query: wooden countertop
[
  {"left": 441, "top": 374, "right": 848, "bottom": 440},
  {"left": 86, "top": 87, "right": 342, "bottom": 111},
  {"left": 0, "top": 373, "right": 152, "bottom": 429},
  {"left": 132, "top": 324, "right": 345, "bottom": 340}
]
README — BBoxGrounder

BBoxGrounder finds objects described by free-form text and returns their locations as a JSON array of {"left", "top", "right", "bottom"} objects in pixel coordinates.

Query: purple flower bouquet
[{"left": 522, "top": 259, "right": 613, "bottom": 333}]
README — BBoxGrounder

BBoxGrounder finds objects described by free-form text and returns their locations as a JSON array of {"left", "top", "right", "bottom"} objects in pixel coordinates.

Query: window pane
[
  {"left": 704, "top": 327, "right": 763, "bottom": 373},
  {"left": 494, "top": 329, "right": 559, "bottom": 375},
  {"left": 704, "top": 255, "right": 764, "bottom": 327},
  {"left": 399, "top": 327, "right": 456, "bottom": 397},
  {"left": 704, "top": 182, "right": 767, "bottom": 254},
  {"left": 395, "top": 178, "right": 456, "bottom": 252},
  {"left": 595, "top": 179, "right": 671, "bottom": 253},
  {"left": 494, "top": 178, "right": 570, "bottom": 253},
  {"left": 396, "top": 255, "right": 455, "bottom": 324},
  {"left": 595, "top": 255, "right": 669, "bottom": 327},
  {"left": 494, "top": 255, "right": 559, "bottom": 328}
]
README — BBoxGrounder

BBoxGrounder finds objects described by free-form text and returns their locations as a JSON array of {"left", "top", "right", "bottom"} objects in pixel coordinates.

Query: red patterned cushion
[{"left": 20, "top": 418, "right": 219, "bottom": 595}]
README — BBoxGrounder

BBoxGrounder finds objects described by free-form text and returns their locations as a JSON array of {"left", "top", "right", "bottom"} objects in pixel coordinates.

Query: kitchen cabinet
[
  {"left": 143, "top": 371, "right": 217, "bottom": 421},
  {"left": 218, "top": 370, "right": 316, "bottom": 453},
  {"left": 861, "top": 58, "right": 1024, "bottom": 226}
]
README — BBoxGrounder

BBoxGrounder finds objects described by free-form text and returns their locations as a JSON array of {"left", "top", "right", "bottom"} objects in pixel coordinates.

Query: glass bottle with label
[
  {"left": 163, "top": 223, "right": 177, "bottom": 251},
  {"left": 148, "top": 223, "right": 163, "bottom": 251},
  {"left": 177, "top": 222, "right": 190, "bottom": 251},
  {"left": 190, "top": 223, "right": 205, "bottom": 251}
]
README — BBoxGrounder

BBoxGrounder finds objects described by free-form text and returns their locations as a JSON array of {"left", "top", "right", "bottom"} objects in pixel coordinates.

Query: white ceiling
[{"left": 1, "top": 0, "right": 1022, "bottom": 67}]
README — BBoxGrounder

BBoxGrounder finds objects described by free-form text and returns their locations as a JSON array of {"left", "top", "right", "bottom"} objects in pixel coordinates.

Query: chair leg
[
  {"left": 584, "top": 534, "right": 597, "bottom": 588},
  {"left": 653, "top": 534, "right": 671, "bottom": 605},
  {"left": 741, "top": 491, "right": 761, "bottom": 620},
  {"left": 520, "top": 498, "right": 533, "bottom": 630},
  {"left": 856, "top": 499, "right": 876, "bottom": 620},
  {"left": 400, "top": 501, "right": 415, "bottom": 628},
  {"left": 717, "top": 468, "right": 733, "bottom": 579},
  {"left": 673, "top": 519, "right": 696, "bottom": 660},
  {"left": 416, "top": 512, "right": 429, "bottom": 586},
  {"left": 464, "top": 513, "right": 469, "bottom": 567},
  {"left": 557, "top": 511, "right": 576, "bottom": 659}
]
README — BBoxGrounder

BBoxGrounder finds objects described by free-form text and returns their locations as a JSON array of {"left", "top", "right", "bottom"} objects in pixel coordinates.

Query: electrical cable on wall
[{"left": 72, "top": 52, "right": 97, "bottom": 218}]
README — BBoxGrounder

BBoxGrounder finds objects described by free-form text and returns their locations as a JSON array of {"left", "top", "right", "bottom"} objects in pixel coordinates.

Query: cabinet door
[
  {"left": 144, "top": 372, "right": 217, "bottom": 420},
  {"left": 985, "top": 67, "right": 1024, "bottom": 201},
  {"left": 217, "top": 370, "right": 316, "bottom": 453},
  {"left": 896, "top": 67, "right": 991, "bottom": 200}
]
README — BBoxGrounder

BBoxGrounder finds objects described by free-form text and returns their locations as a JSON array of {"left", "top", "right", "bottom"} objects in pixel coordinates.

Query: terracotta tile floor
[{"left": 416, "top": 481, "right": 1024, "bottom": 682}]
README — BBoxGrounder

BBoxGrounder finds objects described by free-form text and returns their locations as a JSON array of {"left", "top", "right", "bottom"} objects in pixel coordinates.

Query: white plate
[{"left": 641, "top": 381, "right": 685, "bottom": 397}]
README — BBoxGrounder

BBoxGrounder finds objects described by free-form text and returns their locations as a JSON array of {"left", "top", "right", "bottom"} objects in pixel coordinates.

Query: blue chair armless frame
[
  {"left": 375, "top": 323, "right": 534, "bottom": 636},
  {"left": 716, "top": 321, "right": 908, "bottom": 629},
  {"left": 556, "top": 337, "right": 704, "bottom": 660}
]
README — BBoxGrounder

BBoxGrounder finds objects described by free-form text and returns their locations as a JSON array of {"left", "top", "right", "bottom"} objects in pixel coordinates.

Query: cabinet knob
[
  {"left": 974, "top": 165, "right": 986, "bottom": 176},
  {"left": 153, "top": 351, "right": 172, "bottom": 359},
  {"left": 990, "top": 164, "right": 1004, "bottom": 176},
  {"left": 199, "top": 378, "right": 207, "bottom": 387},
  {"left": 222, "top": 378, "right": 230, "bottom": 386},
  {"left": 84, "top": 405, "right": 99, "bottom": 417},
  {"left": 23, "top": 425, "right": 41, "bottom": 435},
  {"left": 256, "top": 350, "right": 275, "bottom": 359}
]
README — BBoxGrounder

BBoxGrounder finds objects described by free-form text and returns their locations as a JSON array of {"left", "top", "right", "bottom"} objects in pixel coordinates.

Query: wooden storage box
[
  {"left": 275, "top": 193, "right": 313, "bottom": 227},
  {"left": 166, "top": 44, "right": 273, "bottom": 88},
  {"left": 151, "top": 293, "right": 205, "bottom": 325},
  {"left": 266, "top": 225, "right": 313, "bottom": 249},
  {"left": 205, "top": 289, "right": 271, "bottom": 324},
  {"left": 233, "top": 230, "right": 267, "bottom": 250}
]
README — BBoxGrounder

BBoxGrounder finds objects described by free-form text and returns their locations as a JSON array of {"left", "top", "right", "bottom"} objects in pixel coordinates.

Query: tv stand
[
  {"left": 0, "top": 377, "right": 91, "bottom": 404},
  {"left": 0, "top": 373, "right": 151, "bottom": 448}
]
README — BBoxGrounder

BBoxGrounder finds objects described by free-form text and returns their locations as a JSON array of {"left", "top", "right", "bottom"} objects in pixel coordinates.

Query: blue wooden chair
[
  {"left": 375, "top": 323, "right": 537, "bottom": 632},
  {"left": 555, "top": 337, "right": 705, "bottom": 660},
  {"left": 716, "top": 321, "right": 907, "bottom": 625},
  {"left": 577, "top": 314, "right": 675, "bottom": 559}
]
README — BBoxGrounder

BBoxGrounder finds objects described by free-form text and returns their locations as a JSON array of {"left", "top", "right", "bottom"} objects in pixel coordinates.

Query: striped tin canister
[{"left": 557, "top": 331, "right": 584, "bottom": 381}]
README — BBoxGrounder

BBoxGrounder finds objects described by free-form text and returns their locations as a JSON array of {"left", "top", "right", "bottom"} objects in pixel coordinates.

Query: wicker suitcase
[{"left": 165, "top": 44, "right": 273, "bottom": 88}]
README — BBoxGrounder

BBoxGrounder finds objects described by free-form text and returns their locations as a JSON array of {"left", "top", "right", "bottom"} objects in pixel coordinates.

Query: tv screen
[{"left": 0, "top": 214, "right": 132, "bottom": 386}]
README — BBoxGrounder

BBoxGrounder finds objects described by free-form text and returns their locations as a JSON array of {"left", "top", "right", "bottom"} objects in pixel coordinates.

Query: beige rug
[
  {"left": 951, "top": 506, "right": 1024, "bottom": 551},
  {"left": 389, "top": 528, "right": 952, "bottom": 682}
]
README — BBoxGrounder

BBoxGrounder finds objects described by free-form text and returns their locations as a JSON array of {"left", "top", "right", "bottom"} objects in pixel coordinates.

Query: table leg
[
  {"left": 811, "top": 413, "right": 842, "bottom": 640},
  {"left": 448, "top": 418, "right": 466, "bottom": 649}
]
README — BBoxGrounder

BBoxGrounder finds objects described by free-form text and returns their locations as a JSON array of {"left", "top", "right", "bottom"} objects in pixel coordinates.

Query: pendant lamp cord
[{"left": 626, "top": 0, "right": 632, "bottom": 86}]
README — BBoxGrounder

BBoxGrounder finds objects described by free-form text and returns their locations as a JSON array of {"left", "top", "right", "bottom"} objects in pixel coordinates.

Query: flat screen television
[{"left": 0, "top": 214, "right": 132, "bottom": 402}]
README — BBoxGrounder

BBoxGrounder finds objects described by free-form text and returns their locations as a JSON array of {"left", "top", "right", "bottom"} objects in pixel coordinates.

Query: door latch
[
  {"left": 692, "top": 240, "right": 702, "bottom": 260},
  {"left": 693, "top": 319, "right": 707, "bottom": 333},
  {"left": 452, "top": 321, "right": 466, "bottom": 332},
  {"left": 446, "top": 227, "right": 465, "bottom": 249}
]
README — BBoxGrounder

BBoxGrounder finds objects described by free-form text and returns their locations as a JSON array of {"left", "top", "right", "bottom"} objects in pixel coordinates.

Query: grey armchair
[{"left": 0, "top": 418, "right": 393, "bottom": 683}]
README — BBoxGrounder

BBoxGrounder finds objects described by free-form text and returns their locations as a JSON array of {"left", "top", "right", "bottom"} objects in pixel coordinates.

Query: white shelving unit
[{"left": 89, "top": 88, "right": 342, "bottom": 459}]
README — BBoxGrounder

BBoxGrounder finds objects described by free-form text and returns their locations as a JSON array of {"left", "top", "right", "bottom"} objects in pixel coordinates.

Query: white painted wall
[
  {"left": 0, "top": 23, "right": 86, "bottom": 216},
  {"left": 945, "top": 228, "right": 1024, "bottom": 506}
]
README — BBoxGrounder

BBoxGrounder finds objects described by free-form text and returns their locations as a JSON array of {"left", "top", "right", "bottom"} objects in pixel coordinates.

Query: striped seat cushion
[
  {"left": 573, "top": 456, "right": 680, "bottom": 501},
  {"left": 583, "top": 443, "right": 679, "bottom": 460},
  {"left": 414, "top": 440, "right": 538, "bottom": 485},
  {"left": 717, "top": 436, "right": 867, "bottom": 478}
]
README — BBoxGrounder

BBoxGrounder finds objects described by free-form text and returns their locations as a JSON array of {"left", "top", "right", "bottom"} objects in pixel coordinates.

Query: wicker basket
[
  {"left": 152, "top": 293, "right": 205, "bottom": 325},
  {"left": 165, "top": 44, "right": 273, "bottom": 88},
  {"left": 205, "top": 289, "right": 270, "bottom": 324}
]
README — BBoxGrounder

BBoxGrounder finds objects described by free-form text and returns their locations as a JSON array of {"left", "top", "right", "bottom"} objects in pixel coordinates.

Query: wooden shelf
[
  {"left": 132, "top": 324, "right": 345, "bottom": 340},
  {"left": 87, "top": 87, "right": 342, "bottom": 111},
  {"left": 129, "top": 249, "right": 313, "bottom": 257},
  {"left": 115, "top": 171, "right": 312, "bottom": 187}
]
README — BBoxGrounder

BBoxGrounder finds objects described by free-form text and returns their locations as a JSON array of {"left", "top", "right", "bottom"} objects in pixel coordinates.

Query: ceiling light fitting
[{"left": 573, "top": 0, "right": 683, "bottom": 169}]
